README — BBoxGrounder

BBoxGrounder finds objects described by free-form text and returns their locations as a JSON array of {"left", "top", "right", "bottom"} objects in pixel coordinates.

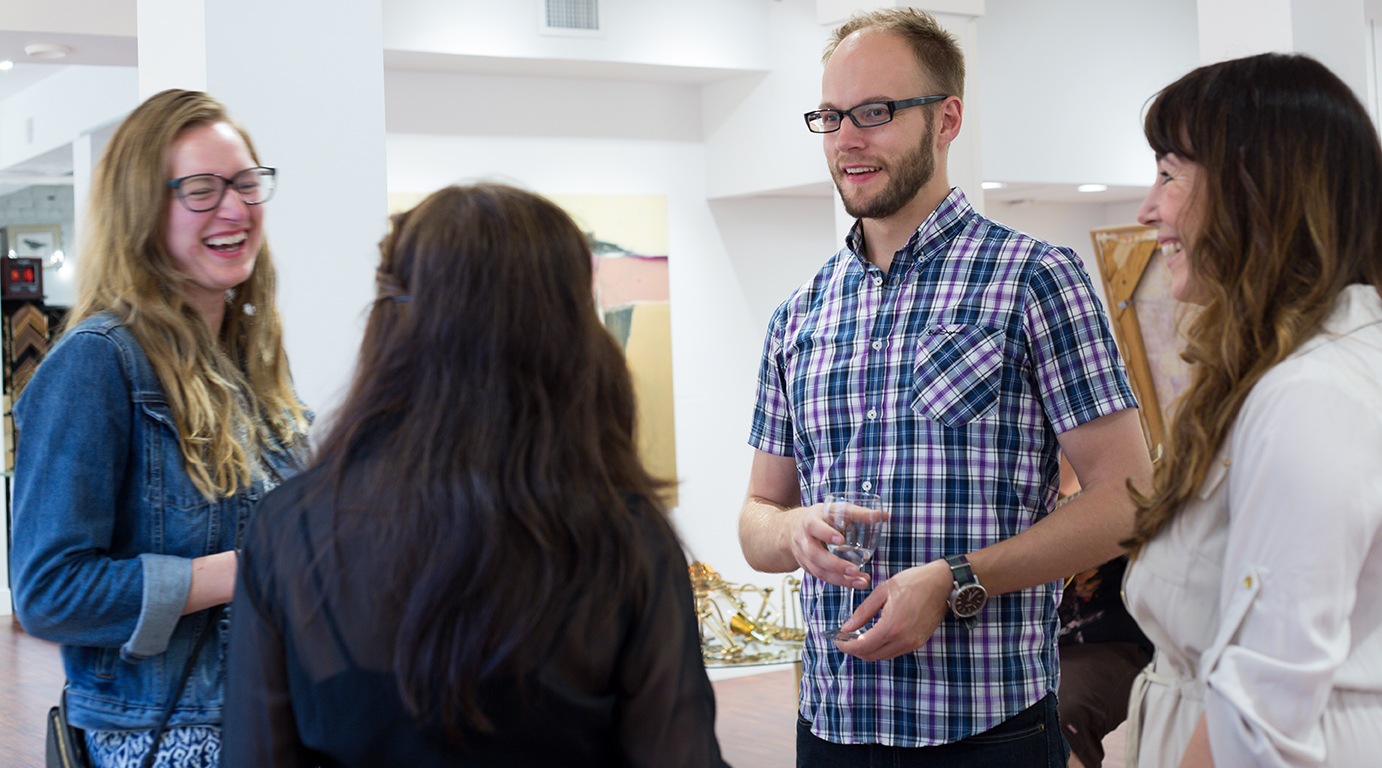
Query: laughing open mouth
[{"left": 205, "top": 232, "right": 248, "bottom": 252}]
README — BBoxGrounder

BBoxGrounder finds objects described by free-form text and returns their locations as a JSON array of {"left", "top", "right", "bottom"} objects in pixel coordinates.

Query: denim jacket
[{"left": 10, "top": 313, "right": 306, "bottom": 730}]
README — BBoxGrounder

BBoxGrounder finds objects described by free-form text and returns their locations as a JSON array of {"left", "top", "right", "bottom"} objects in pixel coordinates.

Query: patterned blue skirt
[{"left": 85, "top": 726, "right": 221, "bottom": 768}]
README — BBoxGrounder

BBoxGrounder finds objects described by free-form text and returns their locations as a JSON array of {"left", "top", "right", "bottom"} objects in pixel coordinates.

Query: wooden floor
[
  {"left": 1, "top": 615, "right": 1124, "bottom": 767},
  {"left": 2, "top": 615, "right": 66, "bottom": 767}
]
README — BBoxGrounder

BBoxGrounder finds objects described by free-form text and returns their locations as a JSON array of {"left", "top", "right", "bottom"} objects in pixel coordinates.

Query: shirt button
[
  {"left": 861, "top": 481, "right": 873, "bottom": 491},
  {"left": 871, "top": 340, "right": 882, "bottom": 350},
  {"left": 873, "top": 276, "right": 883, "bottom": 286},
  {"left": 867, "top": 409, "right": 877, "bottom": 419}
]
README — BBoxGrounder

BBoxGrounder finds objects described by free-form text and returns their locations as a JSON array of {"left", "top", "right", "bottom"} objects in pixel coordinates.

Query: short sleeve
[
  {"left": 748, "top": 301, "right": 795, "bottom": 457},
  {"left": 1022, "top": 249, "right": 1138, "bottom": 433}
]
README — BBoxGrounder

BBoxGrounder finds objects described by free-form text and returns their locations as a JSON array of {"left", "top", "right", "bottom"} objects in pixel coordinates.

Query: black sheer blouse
[{"left": 223, "top": 466, "right": 729, "bottom": 768}]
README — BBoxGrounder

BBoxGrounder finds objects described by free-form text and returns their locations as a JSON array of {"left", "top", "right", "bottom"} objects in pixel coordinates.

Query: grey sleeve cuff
[{"left": 120, "top": 554, "right": 193, "bottom": 662}]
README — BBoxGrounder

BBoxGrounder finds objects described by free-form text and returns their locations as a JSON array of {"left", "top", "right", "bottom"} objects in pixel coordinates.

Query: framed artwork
[
  {"left": 5, "top": 224, "right": 62, "bottom": 262},
  {"left": 551, "top": 194, "right": 677, "bottom": 507},
  {"left": 1090, "top": 224, "right": 1195, "bottom": 453}
]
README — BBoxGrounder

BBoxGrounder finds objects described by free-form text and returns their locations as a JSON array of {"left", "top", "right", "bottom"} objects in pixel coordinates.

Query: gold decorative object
[{"left": 689, "top": 561, "right": 804, "bottom": 665}]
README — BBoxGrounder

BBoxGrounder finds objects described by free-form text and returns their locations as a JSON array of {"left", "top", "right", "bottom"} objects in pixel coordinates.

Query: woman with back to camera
[
  {"left": 1123, "top": 53, "right": 1382, "bottom": 767},
  {"left": 11, "top": 89, "right": 309, "bottom": 767},
  {"left": 223, "top": 183, "right": 729, "bottom": 767}
]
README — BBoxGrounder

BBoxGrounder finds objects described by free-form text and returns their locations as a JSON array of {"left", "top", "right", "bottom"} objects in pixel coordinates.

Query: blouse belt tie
[{"left": 1123, "top": 656, "right": 1199, "bottom": 768}]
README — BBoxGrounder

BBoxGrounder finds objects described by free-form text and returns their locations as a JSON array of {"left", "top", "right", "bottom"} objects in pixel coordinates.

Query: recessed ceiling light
[
  {"left": 1077, "top": 184, "right": 1108, "bottom": 193},
  {"left": 24, "top": 43, "right": 71, "bottom": 60},
  {"left": 0, "top": 60, "right": 13, "bottom": 71},
  {"left": 981, "top": 181, "right": 1005, "bottom": 190}
]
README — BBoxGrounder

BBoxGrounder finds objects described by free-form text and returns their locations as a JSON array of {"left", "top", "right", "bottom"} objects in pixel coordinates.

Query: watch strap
[
  {"left": 945, "top": 553, "right": 975, "bottom": 584},
  {"left": 945, "top": 554, "right": 984, "bottom": 628}
]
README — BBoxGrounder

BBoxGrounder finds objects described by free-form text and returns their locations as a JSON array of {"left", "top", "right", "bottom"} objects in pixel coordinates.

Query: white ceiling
[
  {"left": 0, "top": 30, "right": 137, "bottom": 101},
  {"left": 0, "top": 2, "right": 1153, "bottom": 206},
  {"left": 982, "top": 182, "right": 1149, "bottom": 205}
]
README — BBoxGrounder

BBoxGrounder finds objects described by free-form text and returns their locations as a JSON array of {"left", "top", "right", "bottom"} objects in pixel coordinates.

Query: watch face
[{"left": 952, "top": 584, "right": 987, "bottom": 618}]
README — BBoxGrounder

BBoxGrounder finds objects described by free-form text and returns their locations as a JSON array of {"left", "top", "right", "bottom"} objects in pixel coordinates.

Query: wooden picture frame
[{"left": 1091, "top": 224, "right": 1194, "bottom": 453}]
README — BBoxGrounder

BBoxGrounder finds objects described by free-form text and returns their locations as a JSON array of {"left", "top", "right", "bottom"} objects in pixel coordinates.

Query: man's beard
[{"left": 832, "top": 113, "right": 937, "bottom": 220}]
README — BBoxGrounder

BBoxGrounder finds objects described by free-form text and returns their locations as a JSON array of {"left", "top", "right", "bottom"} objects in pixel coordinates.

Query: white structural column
[
  {"left": 1197, "top": 0, "right": 1370, "bottom": 104},
  {"left": 61, "top": 131, "right": 96, "bottom": 306},
  {"left": 136, "top": 0, "right": 209, "bottom": 97},
  {"left": 135, "top": 0, "right": 386, "bottom": 421}
]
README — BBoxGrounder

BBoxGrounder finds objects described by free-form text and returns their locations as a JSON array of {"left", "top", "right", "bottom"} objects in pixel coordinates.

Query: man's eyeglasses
[
  {"left": 804, "top": 96, "right": 948, "bottom": 134},
  {"left": 166, "top": 167, "right": 277, "bottom": 213}
]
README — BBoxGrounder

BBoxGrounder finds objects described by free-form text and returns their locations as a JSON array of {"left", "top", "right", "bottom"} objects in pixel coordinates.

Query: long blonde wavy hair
[
  {"left": 68, "top": 89, "right": 307, "bottom": 499},
  {"left": 1124, "top": 54, "right": 1382, "bottom": 554}
]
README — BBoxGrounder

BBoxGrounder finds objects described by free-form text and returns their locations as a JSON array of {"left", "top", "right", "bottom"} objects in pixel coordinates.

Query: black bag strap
[{"left": 138, "top": 604, "right": 225, "bottom": 768}]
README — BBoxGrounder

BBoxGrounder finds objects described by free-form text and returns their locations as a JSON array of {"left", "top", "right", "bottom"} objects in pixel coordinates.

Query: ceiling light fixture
[
  {"left": 981, "top": 181, "right": 1005, "bottom": 190},
  {"left": 0, "top": 60, "right": 13, "bottom": 71},
  {"left": 1077, "top": 184, "right": 1108, "bottom": 193},
  {"left": 24, "top": 43, "right": 71, "bottom": 60}
]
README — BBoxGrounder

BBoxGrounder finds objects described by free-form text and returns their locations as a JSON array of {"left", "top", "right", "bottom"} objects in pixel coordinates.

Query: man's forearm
[
  {"left": 967, "top": 474, "right": 1140, "bottom": 597},
  {"left": 738, "top": 497, "right": 804, "bottom": 573}
]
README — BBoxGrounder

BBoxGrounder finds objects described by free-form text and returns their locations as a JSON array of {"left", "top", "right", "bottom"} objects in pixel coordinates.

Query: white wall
[
  {"left": 710, "top": 194, "right": 838, "bottom": 332},
  {"left": 385, "top": 70, "right": 700, "bottom": 142},
  {"left": 702, "top": 0, "right": 832, "bottom": 199},
  {"left": 976, "top": 0, "right": 1199, "bottom": 187},
  {"left": 0, "top": 66, "right": 136, "bottom": 171}
]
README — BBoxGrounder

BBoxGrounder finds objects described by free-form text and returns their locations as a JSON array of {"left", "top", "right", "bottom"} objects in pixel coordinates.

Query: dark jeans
[{"left": 796, "top": 692, "right": 1068, "bottom": 767}]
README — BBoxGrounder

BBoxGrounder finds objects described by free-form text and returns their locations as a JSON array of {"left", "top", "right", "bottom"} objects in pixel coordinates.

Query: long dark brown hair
[
  {"left": 1125, "top": 54, "right": 1382, "bottom": 553},
  {"left": 310, "top": 183, "right": 672, "bottom": 741}
]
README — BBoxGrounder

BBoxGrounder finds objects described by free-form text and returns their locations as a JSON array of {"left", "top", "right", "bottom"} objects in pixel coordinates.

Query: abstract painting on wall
[{"left": 386, "top": 191, "right": 678, "bottom": 505}]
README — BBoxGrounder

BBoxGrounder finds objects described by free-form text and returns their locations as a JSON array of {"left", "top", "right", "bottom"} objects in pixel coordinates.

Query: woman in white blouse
[{"left": 1123, "top": 53, "right": 1382, "bottom": 767}]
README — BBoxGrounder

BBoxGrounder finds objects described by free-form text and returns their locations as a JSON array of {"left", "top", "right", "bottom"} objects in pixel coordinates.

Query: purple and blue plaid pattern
[{"left": 748, "top": 189, "right": 1137, "bottom": 747}]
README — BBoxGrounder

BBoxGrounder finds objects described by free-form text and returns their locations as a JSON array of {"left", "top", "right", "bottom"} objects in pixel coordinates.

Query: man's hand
[
  {"left": 831, "top": 559, "right": 952, "bottom": 661},
  {"left": 740, "top": 450, "right": 870, "bottom": 588},
  {"left": 791, "top": 502, "right": 879, "bottom": 590}
]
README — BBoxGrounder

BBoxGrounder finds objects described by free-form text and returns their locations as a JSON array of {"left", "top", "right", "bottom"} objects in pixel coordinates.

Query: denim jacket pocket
[
  {"left": 911, "top": 325, "right": 1005, "bottom": 427},
  {"left": 136, "top": 399, "right": 220, "bottom": 560}
]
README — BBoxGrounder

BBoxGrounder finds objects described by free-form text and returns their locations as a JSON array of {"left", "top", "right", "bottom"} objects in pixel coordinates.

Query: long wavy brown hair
[
  {"left": 1125, "top": 54, "right": 1382, "bottom": 554},
  {"left": 69, "top": 89, "right": 307, "bottom": 499},
  {"left": 310, "top": 183, "right": 672, "bottom": 743}
]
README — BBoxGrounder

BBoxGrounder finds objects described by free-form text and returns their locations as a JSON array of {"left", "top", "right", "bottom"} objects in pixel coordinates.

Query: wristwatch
[{"left": 946, "top": 554, "right": 987, "bottom": 626}]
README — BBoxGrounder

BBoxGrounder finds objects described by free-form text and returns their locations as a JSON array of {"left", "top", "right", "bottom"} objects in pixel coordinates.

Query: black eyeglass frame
[
  {"left": 166, "top": 166, "right": 278, "bottom": 212},
  {"left": 804, "top": 95, "right": 948, "bottom": 134}
]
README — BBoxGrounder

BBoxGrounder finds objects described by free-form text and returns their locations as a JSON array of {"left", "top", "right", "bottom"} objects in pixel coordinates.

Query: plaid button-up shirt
[{"left": 749, "top": 189, "right": 1137, "bottom": 746}]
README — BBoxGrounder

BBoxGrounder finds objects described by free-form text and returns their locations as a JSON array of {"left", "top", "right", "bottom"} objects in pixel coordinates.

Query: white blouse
[{"left": 1124, "top": 285, "right": 1382, "bottom": 768}]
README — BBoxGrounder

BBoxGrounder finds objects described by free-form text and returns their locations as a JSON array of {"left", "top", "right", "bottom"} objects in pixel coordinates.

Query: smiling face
[
  {"left": 164, "top": 121, "right": 264, "bottom": 328},
  {"left": 1137, "top": 153, "right": 1205, "bottom": 303},
  {"left": 821, "top": 29, "right": 944, "bottom": 224}
]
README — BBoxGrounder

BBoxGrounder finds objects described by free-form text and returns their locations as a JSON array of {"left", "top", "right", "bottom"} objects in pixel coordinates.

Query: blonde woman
[{"left": 12, "top": 89, "right": 309, "bottom": 768}]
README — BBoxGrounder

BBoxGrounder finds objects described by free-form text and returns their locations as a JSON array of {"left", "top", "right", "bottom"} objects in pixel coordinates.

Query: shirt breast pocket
[{"left": 910, "top": 325, "right": 1005, "bottom": 427}]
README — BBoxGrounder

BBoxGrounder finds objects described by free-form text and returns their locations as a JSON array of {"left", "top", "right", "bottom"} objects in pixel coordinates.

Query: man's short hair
[{"left": 824, "top": 8, "right": 965, "bottom": 101}]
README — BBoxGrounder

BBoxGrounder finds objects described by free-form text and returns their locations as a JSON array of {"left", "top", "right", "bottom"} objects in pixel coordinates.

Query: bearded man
[{"left": 738, "top": 8, "right": 1153, "bottom": 766}]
